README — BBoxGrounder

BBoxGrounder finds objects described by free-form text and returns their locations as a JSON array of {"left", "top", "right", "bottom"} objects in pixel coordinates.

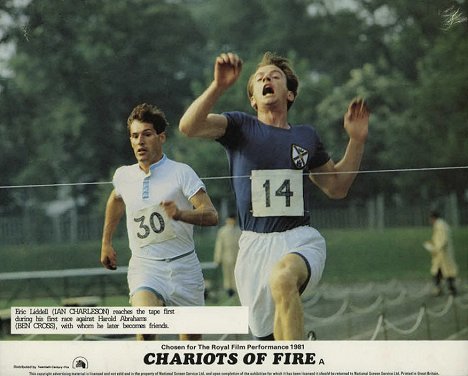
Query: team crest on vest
[{"left": 291, "top": 144, "right": 309, "bottom": 169}]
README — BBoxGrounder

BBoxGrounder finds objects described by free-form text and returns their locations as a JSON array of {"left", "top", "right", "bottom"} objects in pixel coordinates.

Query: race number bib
[
  {"left": 251, "top": 169, "right": 304, "bottom": 217},
  {"left": 131, "top": 205, "right": 176, "bottom": 247}
]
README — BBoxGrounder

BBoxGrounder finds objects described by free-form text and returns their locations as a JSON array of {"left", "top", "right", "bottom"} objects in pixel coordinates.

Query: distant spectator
[
  {"left": 214, "top": 213, "right": 241, "bottom": 297},
  {"left": 423, "top": 210, "right": 458, "bottom": 296}
]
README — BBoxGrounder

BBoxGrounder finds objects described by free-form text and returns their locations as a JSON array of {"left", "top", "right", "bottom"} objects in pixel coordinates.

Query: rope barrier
[
  {"left": 302, "top": 292, "right": 323, "bottom": 307},
  {"left": 1, "top": 165, "right": 467, "bottom": 189},
  {"left": 305, "top": 280, "right": 434, "bottom": 327},
  {"left": 370, "top": 314, "right": 384, "bottom": 341},
  {"left": 305, "top": 299, "right": 349, "bottom": 322},
  {"left": 320, "top": 282, "right": 376, "bottom": 300},
  {"left": 349, "top": 295, "right": 383, "bottom": 314},
  {"left": 406, "top": 283, "right": 432, "bottom": 299},
  {"left": 373, "top": 294, "right": 466, "bottom": 340},
  {"left": 426, "top": 295, "right": 454, "bottom": 317},
  {"left": 304, "top": 279, "right": 467, "bottom": 340},
  {"left": 380, "top": 279, "right": 404, "bottom": 292},
  {"left": 0, "top": 181, "right": 112, "bottom": 189},
  {"left": 205, "top": 165, "right": 468, "bottom": 180},
  {"left": 383, "top": 306, "right": 426, "bottom": 335},
  {"left": 9, "top": 280, "right": 465, "bottom": 341},
  {"left": 384, "top": 289, "right": 407, "bottom": 306}
]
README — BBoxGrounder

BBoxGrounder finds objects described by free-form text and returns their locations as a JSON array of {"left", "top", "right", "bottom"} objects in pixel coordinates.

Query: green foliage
[
  {"left": 0, "top": 0, "right": 466, "bottom": 211},
  {"left": 166, "top": 131, "right": 233, "bottom": 207},
  {"left": 0, "top": 0, "right": 206, "bottom": 208}
]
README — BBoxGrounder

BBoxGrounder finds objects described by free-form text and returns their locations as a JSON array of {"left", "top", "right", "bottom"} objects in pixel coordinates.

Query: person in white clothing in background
[
  {"left": 214, "top": 213, "right": 241, "bottom": 298},
  {"left": 423, "top": 210, "right": 458, "bottom": 296}
]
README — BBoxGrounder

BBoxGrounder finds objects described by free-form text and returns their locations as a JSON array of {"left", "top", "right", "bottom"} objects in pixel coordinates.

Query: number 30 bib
[
  {"left": 251, "top": 169, "right": 304, "bottom": 217},
  {"left": 132, "top": 205, "right": 176, "bottom": 248}
]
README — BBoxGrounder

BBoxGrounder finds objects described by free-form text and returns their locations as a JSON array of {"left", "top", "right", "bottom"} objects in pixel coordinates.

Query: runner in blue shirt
[{"left": 179, "top": 52, "right": 370, "bottom": 340}]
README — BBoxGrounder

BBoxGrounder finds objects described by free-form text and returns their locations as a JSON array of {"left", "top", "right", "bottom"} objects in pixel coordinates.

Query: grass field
[
  {"left": 1, "top": 226, "right": 466, "bottom": 308},
  {"left": 0, "top": 226, "right": 466, "bottom": 341},
  {"left": 1, "top": 226, "right": 466, "bottom": 281},
  {"left": 321, "top": 226, "right": 467, "bottom": 283}
]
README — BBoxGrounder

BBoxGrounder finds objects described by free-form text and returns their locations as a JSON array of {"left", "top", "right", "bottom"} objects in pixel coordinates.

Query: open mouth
[{"left": 262, "top": 85, "right": 274, "bottom": 95}]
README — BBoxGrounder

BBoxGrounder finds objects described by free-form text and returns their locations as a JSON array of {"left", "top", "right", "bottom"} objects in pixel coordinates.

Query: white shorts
[
  {"left": 234, "top": 226, "right": 326, "bottom": 338},
  {"left": 127, "top": 251, "right": 205, "bottom": 306}
]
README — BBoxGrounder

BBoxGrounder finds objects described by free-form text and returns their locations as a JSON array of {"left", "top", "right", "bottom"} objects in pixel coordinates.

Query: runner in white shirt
[{"left": 100, "top": 103, "right": 218, "bottom": 340}]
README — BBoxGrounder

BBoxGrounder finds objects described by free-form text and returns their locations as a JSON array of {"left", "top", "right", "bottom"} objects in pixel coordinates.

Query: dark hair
[
  {"left": 127, "top": 103, "right": 169, "bottom": 134},
  {"left": 430, "top": 210, "right": 441, "bottom": 219},
  {"left": 247, "top": 51, "right": 299, "bottom": 111}
]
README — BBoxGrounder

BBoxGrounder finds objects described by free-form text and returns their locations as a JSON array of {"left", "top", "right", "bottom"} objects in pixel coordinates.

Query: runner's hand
[
  {"left": 101, "top": 244, "right": 117, "bottom": 270},
  {"left": 344, "top": 98, "right": 370, "bottom": 143},
  {"left": 161, "top": 201, "right": 181, "bottom": 221},
  {"left": 214, "top": 52, "right": 242, "bottom": 90}
]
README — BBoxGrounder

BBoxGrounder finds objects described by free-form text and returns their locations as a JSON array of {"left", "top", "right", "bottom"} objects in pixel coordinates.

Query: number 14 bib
[{"left": 251, "top": 169, "right": 304, "bottom": 217}]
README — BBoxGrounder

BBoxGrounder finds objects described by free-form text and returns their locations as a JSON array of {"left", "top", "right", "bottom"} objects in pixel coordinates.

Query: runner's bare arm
[
  {"left": 309, "top": 98, "right": 369, "bottom": 199},
  {"left": 179, "top": 53, "right": 242, "bottom": 139},
  {"left": 100, "top": 190, "right": 125, "bottom": 270},
  {"left": 161, "top": 189, "right": 218, "bottom": 226}
]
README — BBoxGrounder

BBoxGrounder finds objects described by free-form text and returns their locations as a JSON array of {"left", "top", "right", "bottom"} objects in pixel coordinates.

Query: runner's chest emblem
[{"left": 291, "top": 144, "right": 309, "bottom": 169}]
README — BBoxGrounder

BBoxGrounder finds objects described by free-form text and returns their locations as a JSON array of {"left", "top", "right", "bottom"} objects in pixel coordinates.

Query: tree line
[{"left": 0, "top": 0, "right": 466, "bottom": 215}]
